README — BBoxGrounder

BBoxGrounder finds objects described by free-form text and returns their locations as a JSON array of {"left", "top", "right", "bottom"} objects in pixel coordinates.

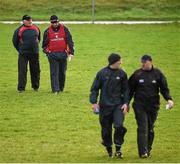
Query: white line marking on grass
[{"left": 0, "top": 20, "right": 179, "bottom": 25}]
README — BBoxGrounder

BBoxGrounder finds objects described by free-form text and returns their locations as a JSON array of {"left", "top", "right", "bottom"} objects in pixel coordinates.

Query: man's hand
[
  {"left": 92, "top": 104, "right": 99, "bottom": 110},
  {"left": 167, "top": 100, "right": 174, "bottom": 109},
  {"left": 68, "top": 54, "right": 74, "bottom": 61},
  {"left": 121, "top": 104, "right": 129, "bottom": 115},
  {"left": 43, "top": 49, "right": 50, "bottom": 55}
]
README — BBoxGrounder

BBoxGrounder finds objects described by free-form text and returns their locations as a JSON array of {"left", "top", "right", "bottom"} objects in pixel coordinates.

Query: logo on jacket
[
  {"left": 139, "top": 79, "right": 144, "bottom": 83},
  {"left": 116, "top": 76, "right": 120, "bottom": 80},
  {"left": 152, "top": 80, "right": 157, "bottom": 83}
]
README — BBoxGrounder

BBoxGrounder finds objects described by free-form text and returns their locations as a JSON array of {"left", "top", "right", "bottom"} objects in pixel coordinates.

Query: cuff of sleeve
[
  {"left": 90, "top": 100, "right": 97, "bottom": 104},
  {"left": 166, "top": 97, "right": 173, "bottom": 101}
]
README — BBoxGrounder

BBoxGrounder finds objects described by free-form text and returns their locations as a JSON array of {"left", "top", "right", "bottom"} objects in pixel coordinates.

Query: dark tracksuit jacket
[
  {"left": 90, "top": 66, "right": 129, "bottom": 147},
  {"left": 12, "top": 24, "right": 41, "bottom": 91},
  {"left": 42, "top": 25, "right": 74, "bottom": 92},
  {"left": 13, "top": 24, "right": 40, "bottom": 55},
  {"left": 128, "top": 67, "right": 172, "bottom": 155}
]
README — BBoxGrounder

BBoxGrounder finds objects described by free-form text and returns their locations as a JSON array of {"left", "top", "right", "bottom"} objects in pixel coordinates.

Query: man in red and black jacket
[
  {"left": 42, "top": 15, "right": 74, "bottom": 94},
  {"left": 12, "top": 15, "right": 41, "bottom": 93}
]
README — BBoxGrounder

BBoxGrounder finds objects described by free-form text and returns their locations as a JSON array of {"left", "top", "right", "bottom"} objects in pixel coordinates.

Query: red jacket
[{"left": 46, "top": 24, "right": 68, "bottom": 53}]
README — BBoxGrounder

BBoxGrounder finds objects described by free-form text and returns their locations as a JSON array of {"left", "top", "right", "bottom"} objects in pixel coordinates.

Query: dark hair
[
  {"left": 141, "top": 54, "right": 152, "bottom": 62},
  {"left": 108, "top": 53, "right": 121, "bottom": 65}
]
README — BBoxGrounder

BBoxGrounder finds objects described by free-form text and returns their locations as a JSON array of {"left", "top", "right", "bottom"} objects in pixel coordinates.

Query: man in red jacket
[{"left": 42, "top": 15, "right": 74, "bottom": 94}]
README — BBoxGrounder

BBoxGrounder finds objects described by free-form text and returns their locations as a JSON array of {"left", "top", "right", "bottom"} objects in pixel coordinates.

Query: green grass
[
  {"left": 0, "top": 0, "right": 180, "bottom": 21},
  {"left": 0, "top": 23, "right": 180, "bottom": 162}
]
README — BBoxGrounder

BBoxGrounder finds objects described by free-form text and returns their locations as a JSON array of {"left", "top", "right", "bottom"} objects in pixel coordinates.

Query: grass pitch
[{"left": 0, "top": 23, "right": 180, "bottom": 162}]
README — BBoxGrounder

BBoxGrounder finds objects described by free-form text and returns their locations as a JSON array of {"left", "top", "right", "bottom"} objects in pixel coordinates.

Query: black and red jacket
[
  {"left": 42, "top": 24, "right": 74, "bottom": 55},
  {"left": 12, "top": 24, "right": 40, "bottom": 55}
]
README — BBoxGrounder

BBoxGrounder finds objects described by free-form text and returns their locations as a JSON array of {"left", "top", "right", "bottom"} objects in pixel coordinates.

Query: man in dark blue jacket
[
  {"left": 129, "top": 55, "right": 174, "bottom": 158},
  {"left": 90, "top": 53, "right": 129, "bottom": 158},
  {"left": 12, "top": 15, "right": 40, "bottom": 92}
]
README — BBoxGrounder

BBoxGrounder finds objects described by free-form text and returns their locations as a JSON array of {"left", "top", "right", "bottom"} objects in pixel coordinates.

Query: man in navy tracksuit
[
  {"left": 90, "top": 53, "right": 129, "bottom": 158},
  {"left": 42, "top": 15, "right": 74, "bottom": 94},
  {"left": 12, "top": 15, "right": 40, "bottom": 92},
  {"left": 129, "top": 55, "right": 174, "bottom": 158}
]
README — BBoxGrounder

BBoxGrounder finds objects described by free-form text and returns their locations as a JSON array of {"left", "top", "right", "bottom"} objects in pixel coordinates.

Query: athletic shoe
[
  {"left": 115, "top": 151, "right": 123, "bottom": 158},
  {"left": 140, "top": 153, "right": 148, "bottom": 158},
  {"left": 18, "top": 90, "right": 25, "bottom": 93}
]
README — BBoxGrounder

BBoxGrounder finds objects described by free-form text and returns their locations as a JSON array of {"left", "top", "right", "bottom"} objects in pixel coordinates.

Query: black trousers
[
  {"left": 18, "top": 54, "right": 40, "bottom": 91},
  {"left": 48, "top": 58, "right": 67, "bottom": 92},
  {"left": 99, "top": 105, "right": 127, "bottom": 148},
  {"left": 133, "top": 103, "right": 158, "bottom": 156}
]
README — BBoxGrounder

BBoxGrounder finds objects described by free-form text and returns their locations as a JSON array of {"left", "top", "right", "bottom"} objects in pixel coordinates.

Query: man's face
[
  {"left": 141, "top": 60, "right": 152, "bottom": 70},
  {"left": 23, "top": 19, "right": 32, "bottom": 26},
  {"left": 111, "top": 59, "right": 122, "bottom": 69},
  {"left": 51, "top": 21, "right": 59, "bottom": 28}
]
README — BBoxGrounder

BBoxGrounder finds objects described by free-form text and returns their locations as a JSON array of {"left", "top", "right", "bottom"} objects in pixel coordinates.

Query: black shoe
[
  {"left": 33, "top": 88, "right": 38, "bottom": 92},
  {"left": 115, "top": 151, "right": 123, "bottom": 158},
  {"left": 106, "top": 147, "right": 113, "bottom": 158}
]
